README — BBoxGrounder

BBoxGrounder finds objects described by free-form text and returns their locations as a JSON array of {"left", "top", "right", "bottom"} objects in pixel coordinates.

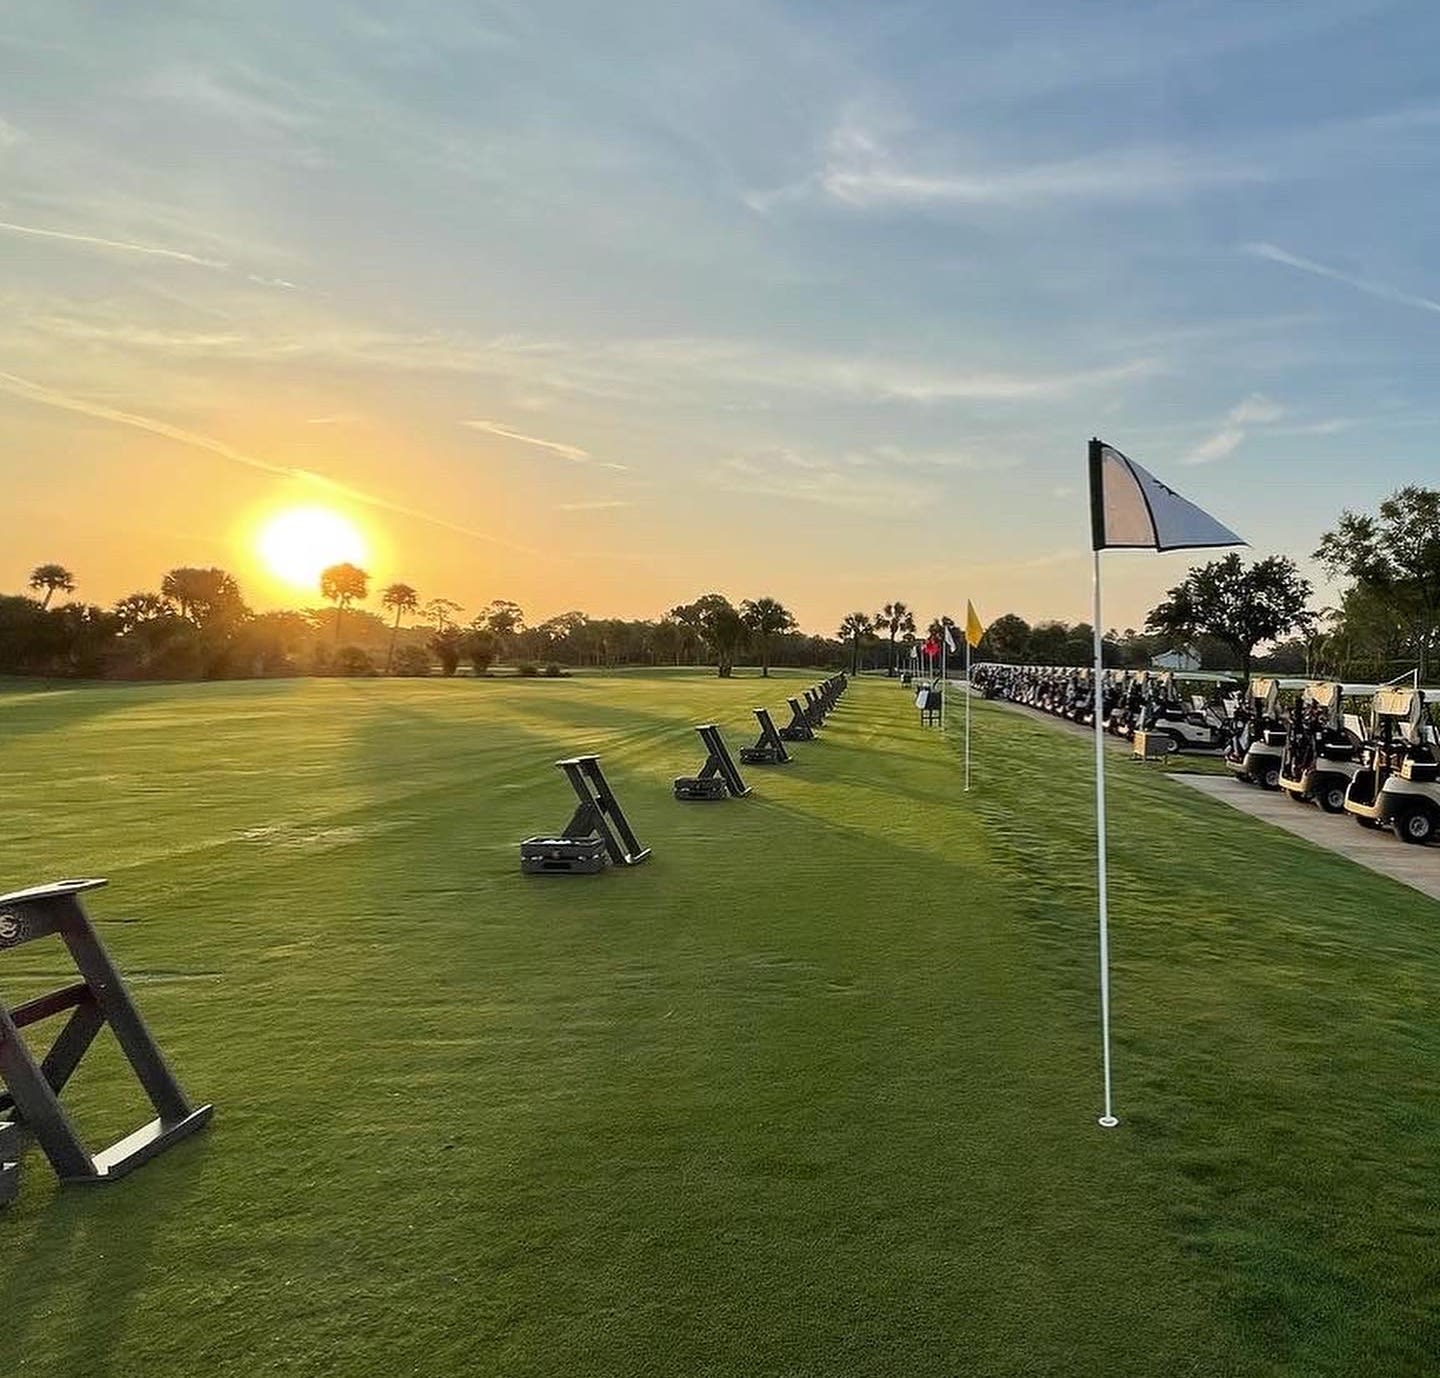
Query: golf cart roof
[
  {"left": 1249, "top": 676, "right": 1308, "bottom": 695},
  {"left": 1304, "top": 681, "right": 1385, "bottom": 707},
  {"left": 1374, "top": 686, "right": 1427, "bottom": 719},
  {"left": 1167, "top": 670, "right": 1241, "bottom": 684}
]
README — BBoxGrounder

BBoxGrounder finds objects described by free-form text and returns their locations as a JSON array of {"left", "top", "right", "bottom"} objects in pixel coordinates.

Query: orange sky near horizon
[{"left": 2, "top": 336, "right": 1248, "bottom": 640}]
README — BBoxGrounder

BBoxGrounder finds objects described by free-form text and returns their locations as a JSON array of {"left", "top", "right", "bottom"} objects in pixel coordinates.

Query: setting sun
[{"left": 256, "top": 507, "right": 368, "bottom": 592}]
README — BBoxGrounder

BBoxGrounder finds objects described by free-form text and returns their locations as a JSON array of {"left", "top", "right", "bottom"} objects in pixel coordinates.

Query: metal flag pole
[
  {"left": 965, "top": 635, "right": 972, "bottom": 791},
  {"left": 1092, "top": 550, "right": 1117, "bottom": 1129},
  {"left": 941, "top": 632, "right": 948, "bottom": 733}
]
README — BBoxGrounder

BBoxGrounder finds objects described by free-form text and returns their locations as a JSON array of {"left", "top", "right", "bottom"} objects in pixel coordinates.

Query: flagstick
[
  {"left": 941, "top": 635, "right": 947, "bottom": 732},
  {"left": 1092, "top": 551, "right": 1118, "bottom": 1129},
  {"left": 964, "top": 637, "right": 972, "bottom": 791}
]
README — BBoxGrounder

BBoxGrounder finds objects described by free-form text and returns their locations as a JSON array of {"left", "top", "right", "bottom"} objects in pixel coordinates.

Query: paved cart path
[
  {"left": 980, "top": 687, "right": 1440, "bottom": 902},
  {"left": 1174, "top": 773, "right": 1440, "bottom": 904}
]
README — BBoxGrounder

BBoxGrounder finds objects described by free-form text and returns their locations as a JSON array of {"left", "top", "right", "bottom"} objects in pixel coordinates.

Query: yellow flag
[{"left": 965, "top": 600, "right": 985, "bottom": 648}]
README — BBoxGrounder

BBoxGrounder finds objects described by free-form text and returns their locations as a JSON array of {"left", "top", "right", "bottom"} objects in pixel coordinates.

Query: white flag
[
  {"left": 1084, "top": 435, "right": 1244, "bottom": 1133},
  {"left": 1089, "top": 440, "right": 1244, "bottom": 552},
  {"left": 943, "top": 624, "right": 957, "bottom": 654}
]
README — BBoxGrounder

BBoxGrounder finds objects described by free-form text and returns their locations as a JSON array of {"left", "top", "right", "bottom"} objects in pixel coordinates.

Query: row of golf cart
[
  {"left": 1225, "top": 677, "right": 1440, "bottom": 844},
  {"left": 973, "top": 664, "right": 1235, "bottom": 753}
]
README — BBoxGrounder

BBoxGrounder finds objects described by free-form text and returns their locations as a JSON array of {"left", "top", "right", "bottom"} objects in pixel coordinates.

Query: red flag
[{"left": 923, "top": 637, "right": 940, "bottom": 660}]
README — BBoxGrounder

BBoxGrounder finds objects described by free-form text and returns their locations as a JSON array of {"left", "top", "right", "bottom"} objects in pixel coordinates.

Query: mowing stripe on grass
[{"left": 0, "top": 676, "right": 1435, "bottom": 1376}]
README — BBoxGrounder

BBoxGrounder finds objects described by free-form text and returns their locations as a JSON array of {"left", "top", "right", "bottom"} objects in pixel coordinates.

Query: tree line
[
  {"left": 7, "top": 486, "right": 1438, "bottom": 683},
  {"left": 0, "top": 565, "right": 846, "bottom": 680},
  {"left": 969, "top": 486, "right": 1440, "bottom": 683}
]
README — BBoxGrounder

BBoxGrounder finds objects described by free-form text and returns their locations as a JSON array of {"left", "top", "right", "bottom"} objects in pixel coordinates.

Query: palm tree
[
  {"left": 28, "top": 563, "right": 75, "bottom": 608},
  {"left": 740, "top": 596, "right": 797, "bottom": 678},
  {"left": 320, "top": 562, "right": 370, "bottom": 643},
  {"left": 381, "top": 582, "right": 419, "bottom": 673},
  {"left": 838, "top": 612, "right": 873, "bottom": 676},
  {"left": 875, "top": 601, "right": 916, "bottom": 676},
  {"left": 113, "top": 591, "right": 171, "bottom": 634},
  {"left": 160, "top": 567, "right": 246, "bottom": 627}
]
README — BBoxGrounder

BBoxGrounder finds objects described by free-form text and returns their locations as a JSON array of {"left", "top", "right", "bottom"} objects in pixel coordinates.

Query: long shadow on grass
[
  {"left": 2, "top": 1148, "right": 207, "bottom": 1375},
  {"left": 317, "top": 694, "right": 1238, "bottom": 1375},
  {"left": 0, "top": 680, "right": 174, "bottom": 742}
]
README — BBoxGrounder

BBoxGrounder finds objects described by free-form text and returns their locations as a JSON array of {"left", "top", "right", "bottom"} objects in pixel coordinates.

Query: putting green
[{"left": 1, "top": 673, "right": 1436, "bottom": 1376}]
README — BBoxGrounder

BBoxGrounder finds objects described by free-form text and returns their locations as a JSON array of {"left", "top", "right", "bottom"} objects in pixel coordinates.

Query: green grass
[{"left": 1, "top": 673, "right": 1437, "bottom": 1376}]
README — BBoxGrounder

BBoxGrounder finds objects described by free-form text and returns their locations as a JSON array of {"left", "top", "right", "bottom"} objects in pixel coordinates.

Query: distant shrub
[
  {"left": 309, "top": 644, "right": 333, "bottom": 677},
  {"left": 463, "top": 627, "right": 498, "bottom": 675},
  {"left": 429, "top": 626, "right": 462, "bottom": 677},
  {"left": 391, "top": 645, "right": 432, "bottom": 677},
  {"left": 517, "top": 661, "right": 540, "bottom": 677},
  {"left": 334, "top": 645, "right": 375, "bottom": 677},
  {"left": 544, "top": 662, "right": 563, "bottom": 678}
]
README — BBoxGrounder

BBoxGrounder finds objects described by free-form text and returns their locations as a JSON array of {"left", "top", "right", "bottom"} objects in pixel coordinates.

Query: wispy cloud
[
  {"left": 1277, "top": 417, "right": 1352, "bottom": 436},
  {"left": 0, "top": 369, "right": 536, "bottom": 553},
  {"left": 758, "top": 87, "right": 1440, "bottom": 221},
  {"left": 1243, "top": 241, "right": 1440, "bottom": 316},
  {"left": 852, "top": 443, "right": 1020, "bottom": 473},
  {"left": 461, "top": 418, "right": 594, "bottom": 462},
  {"left": 15, "top": 308, "right": 1158, "bottom": 409},
  {"left": 1183, "top": 393, "right": 1284, "bottom": 465},
  {"left": 0, "top": 218, "right": 230, "bottom": 269},
  {"left": 139, "top": 64, "right": 314, "bottom": 136},
  {"left": 0, "top": 217, "right": 298, "bottom": 289},
  {"left": 712, "top": 446, "right": 942, "bottom": 512},
  {"left": 827, "top": 147, "right": 1263, "bottom": 210},
  {"left": 595, "top": 336, "right": 1160, "bottom": 404},
  {"left": 752, "top": 121, "right": 1265, "bottom": 213}
]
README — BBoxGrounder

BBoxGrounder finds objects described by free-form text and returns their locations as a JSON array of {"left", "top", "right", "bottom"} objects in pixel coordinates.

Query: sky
[{"left": 3, "top": 0, "right": 1440, "bottom": 636}]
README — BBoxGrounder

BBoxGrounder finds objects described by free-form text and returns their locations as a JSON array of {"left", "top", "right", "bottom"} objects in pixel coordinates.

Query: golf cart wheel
[
  {"left": 1260, "top": 765, "right": 1282, "bottom": 791},
  {"left": 1318, "top": 784, "right": 1348, "bottom": 814},
  {"left": 1160, "top": 733, "right": 1181, "bottom": 755},
  {"left": 1285, "top": 789, "right": 1311, "bottom": 807},
  {"left": 1392, "top": 806, "right": 1436, "bottom": 846}
]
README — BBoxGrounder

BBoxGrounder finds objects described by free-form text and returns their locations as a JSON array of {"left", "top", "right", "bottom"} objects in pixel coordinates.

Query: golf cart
[
  {"left": 1065, "top": 669, "right": 1096, "bottom": 725},
  {"left": 1135, "top": 671, "right": 1233, "bottom": 754},
  {"left": 1225, "top": 678, "right": 1305, "bottom": 788},
  {"left": 1106, "top": 671, "right": 1145, "bottom": 739},
  {"left": 1277, "top": 681, "right": 1375, "bottom": 812},
  {"left": 1345, "top": 686, "right": 1440, "bottom": 842}
]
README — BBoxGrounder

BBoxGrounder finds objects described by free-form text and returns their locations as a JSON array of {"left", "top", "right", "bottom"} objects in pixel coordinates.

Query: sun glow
[{"left": 256, "top": 507, "right": 368, "bottom": 592}]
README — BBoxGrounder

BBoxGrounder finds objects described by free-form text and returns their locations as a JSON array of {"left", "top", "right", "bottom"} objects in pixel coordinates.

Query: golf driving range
[{"left": 2, "top": 671, "right": 1437, "bottom": 1377}]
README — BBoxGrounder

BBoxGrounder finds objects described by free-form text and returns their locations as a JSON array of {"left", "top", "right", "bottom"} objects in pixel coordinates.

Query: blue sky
[{"left": 2, "top": 0, "right": 1438, "bottom": 633}]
